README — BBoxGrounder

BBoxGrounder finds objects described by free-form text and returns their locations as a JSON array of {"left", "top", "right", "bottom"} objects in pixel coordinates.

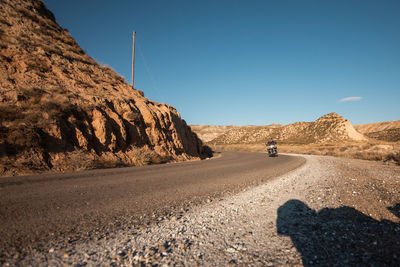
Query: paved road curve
[{"left": 0, "top": 151, "right": 304, "bottom": 255}]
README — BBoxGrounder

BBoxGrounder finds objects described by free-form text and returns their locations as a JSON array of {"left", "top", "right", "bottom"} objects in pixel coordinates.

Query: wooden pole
[{"left": 132, "top": 31, "right": 136, "bottom": 88}]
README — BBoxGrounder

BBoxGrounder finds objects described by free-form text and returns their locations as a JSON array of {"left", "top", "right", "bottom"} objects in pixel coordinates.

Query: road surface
[{"left": 0, "top": 151, "right": 304, "bottom": 255}]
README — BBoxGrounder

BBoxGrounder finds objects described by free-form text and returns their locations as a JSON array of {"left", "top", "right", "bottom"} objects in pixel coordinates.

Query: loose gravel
[{"left": 3, "top": 155, "right": 400, "bottom": 266}]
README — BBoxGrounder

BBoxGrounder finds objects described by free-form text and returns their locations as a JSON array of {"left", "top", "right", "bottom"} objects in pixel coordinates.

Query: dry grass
[
  {"left": 210, "top": 143, "right": 265, "bottom": 153},
  {"left": 130, "top": 147, "right": 170, "bottom": 166},
  {"left": 55, "top": 147, "right": 171, "bottom": 172},
  {"left": 210, "top": 141, "right": 400, "bottom": 165},
  {"left": 64, "top": 150, "right": 97, "bottom": 171},
  {"left": 0, "top": 90, "right": 87, "bottom": 157},
  {"left": 365, "top": 129, "right": 400, "bottom": 142}
]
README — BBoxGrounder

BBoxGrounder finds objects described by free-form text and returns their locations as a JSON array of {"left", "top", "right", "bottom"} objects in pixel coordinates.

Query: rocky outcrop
[
  {"left": 0, "top": 0, "right": 208, "bottom": 176},
  {"left": 210, "top": 113, "right": 367, "bottom": 145}
]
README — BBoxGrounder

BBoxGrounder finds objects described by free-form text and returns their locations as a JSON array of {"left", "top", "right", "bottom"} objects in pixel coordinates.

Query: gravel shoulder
[{"left": 3, "top": 154, "right": 400, "bottom": 266}]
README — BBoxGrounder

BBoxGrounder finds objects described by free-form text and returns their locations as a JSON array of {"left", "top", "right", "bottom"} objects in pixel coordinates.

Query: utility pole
[{"left": 131, "top": 31, "right": 136, "bottom": 88}]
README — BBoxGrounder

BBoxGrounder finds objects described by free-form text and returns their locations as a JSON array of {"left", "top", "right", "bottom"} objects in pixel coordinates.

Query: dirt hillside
[
  {"left": 355, "top": 121, "right": 400, "bottom": 142},
  {"left": 189, "top": 125, "right": 241, "bottom": 143},
  {"left": 210, "top": 112, "right": 367, "bottom": 145},
  {"left": 355, "top": 120, "right": 400, "bottom": 134},
  {"left": 362, "top": 128, "right": 400, "bottom": 142},
  {"left": 0, "top": 0, "right": 209, "bottom": 176},
  {"left": 190, "top": 124, "right": 282, "bottom": 143}
]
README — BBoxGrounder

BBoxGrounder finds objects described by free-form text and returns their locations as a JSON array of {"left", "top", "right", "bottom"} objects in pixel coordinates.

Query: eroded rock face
[{"left": 0, "top": 0, "right": 207, "bottom": 175}]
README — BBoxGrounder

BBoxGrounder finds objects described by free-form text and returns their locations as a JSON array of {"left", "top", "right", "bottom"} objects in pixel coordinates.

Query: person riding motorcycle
[
  {"left": 266, "top": 138, "right": 278, "bottom": 156},
  {"left": 266, "top": 139, "right": 276, "bottom": 147}
]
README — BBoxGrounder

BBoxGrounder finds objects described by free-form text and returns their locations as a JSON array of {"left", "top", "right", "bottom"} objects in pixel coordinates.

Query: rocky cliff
[
  {"left": 0, "top": 0, "right": 208, "bottom": 176},
  {"left": 210, "top": 113, "right": 367, "bottom": 145}
]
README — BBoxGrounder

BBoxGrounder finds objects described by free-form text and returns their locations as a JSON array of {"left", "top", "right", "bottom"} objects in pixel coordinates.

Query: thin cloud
[{"left": 338, "top": 96, "right": 362, "bottom": 103}]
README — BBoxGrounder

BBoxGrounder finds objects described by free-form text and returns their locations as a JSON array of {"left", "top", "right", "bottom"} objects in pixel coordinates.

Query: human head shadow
[{"left": 277, "top": 199, "right": 400, "bottom": 266}]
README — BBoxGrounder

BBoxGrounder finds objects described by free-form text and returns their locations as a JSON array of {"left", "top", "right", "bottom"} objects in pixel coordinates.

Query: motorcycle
[{"left": 267, "top": 144, "right": 278, "bottom": 157}]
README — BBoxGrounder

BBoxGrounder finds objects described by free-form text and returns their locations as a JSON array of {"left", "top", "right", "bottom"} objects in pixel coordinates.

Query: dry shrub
[
  {"left": 0, "top": 148, "right": 50, "bottom": 176},
  {"left": 65, "top": 150, "right": 96, "bottom": 171},
  {"left": 40, "top": 95, "right": 73, "bottom": 118},
  {"left": 384, "top": 152, "right": 400, "bottom": 165},
  {"left": 308, "top": 150, "right": 322, "bottom": 155},
  {"left": 53, "top": 151, "right": 128, "bottom": 172},
  {"left": 95, "top": 157, "right": 124, "bottom": 169},
  {"left": 325, "top": 151, "right": 336, "bottom": 156},
  {"left": 141, "top": 151, "right": 168, "bottom": 165},
  {"left": 4, "top": 125, "right": 41, "bottom": 153},
  {"left": 362, "top": 143, "right": 373, "bottom": 150},
  {"left": 353, "top": 151, "right": 382, "bottom": 161},
  {"left": 130, "top": 147, "right": 169, "bottom": 166}
]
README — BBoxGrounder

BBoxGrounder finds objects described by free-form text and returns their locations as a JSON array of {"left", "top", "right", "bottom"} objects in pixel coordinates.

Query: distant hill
[
  {"left": 354, "top": 121, "right": 400, "bottom": 142},
  {"left": 195, "top": 115, "right": 399, "bottom": 166},
  {"left": 354, "top": 120, "right": 400, "bottom": 134},
  {"left": 208, "top": 113, "right": 367, "bottom": 145},
  {"left": 0, "top": 0, "right": 208, "bottom": 176},
  {"left": 362, "top": 128, "right": 400, "bottom": 142},
  {"left": 190, "top": 125, "right": 242, "bottom": 143},
  {"left": 190, "top": 124, "right": 283, "bottom": 143}
]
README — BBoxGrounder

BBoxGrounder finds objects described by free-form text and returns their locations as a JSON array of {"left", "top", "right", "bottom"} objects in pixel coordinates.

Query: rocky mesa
[{"left": 0, "top": 0, "right": 209, "bottom": 176}]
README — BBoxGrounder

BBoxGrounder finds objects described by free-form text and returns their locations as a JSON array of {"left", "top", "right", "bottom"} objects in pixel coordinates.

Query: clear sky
[{"left": 43, "top": 0, "right": 400, "bottom": 126}]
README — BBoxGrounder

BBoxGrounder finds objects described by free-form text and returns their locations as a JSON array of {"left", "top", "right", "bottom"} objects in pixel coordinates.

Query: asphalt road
[{"left": 0, "top": 151, "right": 304, "bottom": 255}]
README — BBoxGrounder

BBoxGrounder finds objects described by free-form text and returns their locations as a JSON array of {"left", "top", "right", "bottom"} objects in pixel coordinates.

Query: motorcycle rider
[
  {"left": 266, "top": 138, "right": 278, "bottom": 156},
  {"left": 266, "top": 138, "right": 276, "bottom": 146}
]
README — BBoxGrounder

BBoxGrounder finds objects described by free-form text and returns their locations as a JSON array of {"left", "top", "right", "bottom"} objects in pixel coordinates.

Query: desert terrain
[
  {"left": 192, "top": 113, "right": 400, "bottom": 166},
  {"left": 0, "top": 0, "right": 399, "bottom": 266}
]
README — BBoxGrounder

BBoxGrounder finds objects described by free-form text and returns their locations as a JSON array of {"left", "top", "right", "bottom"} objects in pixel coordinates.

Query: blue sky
[{"left": 43, "top": 0, "right": 400, "bottom": 125}]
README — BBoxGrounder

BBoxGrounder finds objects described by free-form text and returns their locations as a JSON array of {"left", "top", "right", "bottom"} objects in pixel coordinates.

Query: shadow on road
[{"left": 277, "top": 200, "right": 400, "bottom": 266}]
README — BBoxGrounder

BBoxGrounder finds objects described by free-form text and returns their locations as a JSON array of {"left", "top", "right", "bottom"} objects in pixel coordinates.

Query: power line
[{"left": 136, "top": 40, "right": 161, "bottom": 95}]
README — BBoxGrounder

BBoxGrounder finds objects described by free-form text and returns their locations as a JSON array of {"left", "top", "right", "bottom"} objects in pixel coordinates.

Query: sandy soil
[{"left": 3, "top": 154, "right": 400, "bottom": 266}]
